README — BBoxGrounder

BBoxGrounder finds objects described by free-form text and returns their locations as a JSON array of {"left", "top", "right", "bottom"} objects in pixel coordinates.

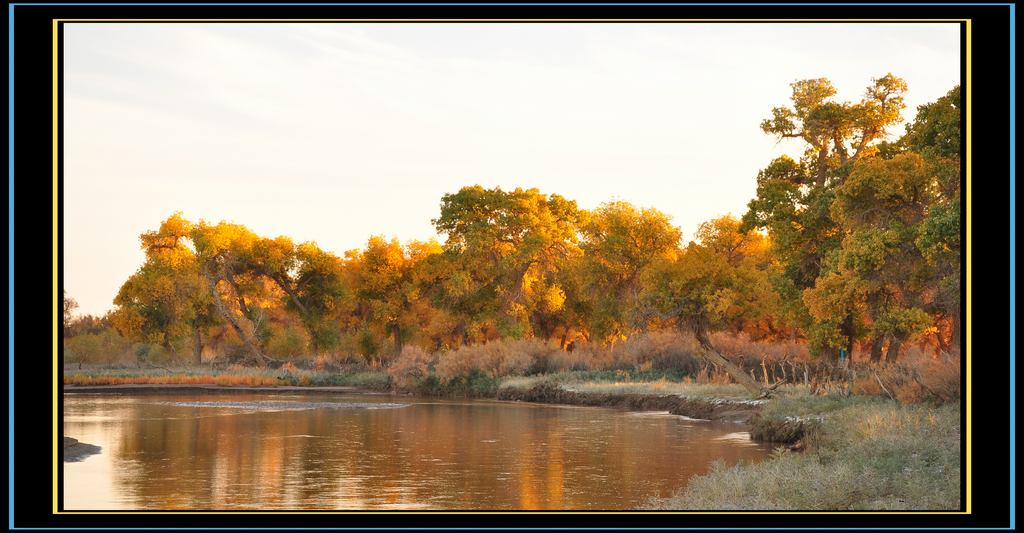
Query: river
[{"left": 62, "top": 392, "right": 771, "bottom": 510}]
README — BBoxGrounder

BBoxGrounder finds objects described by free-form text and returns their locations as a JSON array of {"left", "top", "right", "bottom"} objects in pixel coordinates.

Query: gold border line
[
  {"left": 51, "top": 17, "right": 970, "bottom": 515},
  {"left": 52, "top": 17, "right": 60, "bottom": 517}
]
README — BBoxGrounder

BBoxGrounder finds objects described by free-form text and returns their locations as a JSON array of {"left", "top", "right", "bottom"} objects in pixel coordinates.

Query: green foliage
[
  {"left": 357, "top": 328, "right": 381, "bottom": 359},
  {"left": 745, "top": 76, "right": 957, "bottom": 358},
  {"left": 432, "top": 186, "right": 583, "bottom": 341},
  {"left": 79, "top": 76, "right": 958, "bottom": 371},
  {"left": 571, "top": 201, "right": 681, "bottom": 341},
  {"left": 903, "top": 85, "right": 961, "bottom": 160},
  {"left": 64, "top": 327, "right": 132, "bottom": 366},
  {"left": 638, "top": 216, "right": 780, "bottom": 342},
  {"left": 264, "top": 322, "right": 310, "bottom": 358}
]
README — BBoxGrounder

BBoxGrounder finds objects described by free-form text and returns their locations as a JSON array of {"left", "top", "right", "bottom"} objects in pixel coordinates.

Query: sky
[{"left": 62, "top": 23, "right": 961, "bottom": 316}]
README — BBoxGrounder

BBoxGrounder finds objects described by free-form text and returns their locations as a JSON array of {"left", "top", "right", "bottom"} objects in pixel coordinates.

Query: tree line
[{"left": 63, "top": 75, "right": 961, "bottom": 375}]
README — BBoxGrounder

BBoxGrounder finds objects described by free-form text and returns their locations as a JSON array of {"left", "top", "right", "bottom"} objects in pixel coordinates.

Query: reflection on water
[{"left": 63, "top": 393, "right": 771, "bottom": 510}]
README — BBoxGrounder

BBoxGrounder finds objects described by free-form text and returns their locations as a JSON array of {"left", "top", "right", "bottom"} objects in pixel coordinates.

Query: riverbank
[
  {"left": 63, "top": 366, "right": 391, "bottom": 390},
  {"left": 63, "top": 367, "right": 809, "bottom": 441},
  {"left": 62, "top": 384, "right": 383, "bottom": 396},
  {"left": 63, "top": 437, "right": 101, "bottom": 462}
]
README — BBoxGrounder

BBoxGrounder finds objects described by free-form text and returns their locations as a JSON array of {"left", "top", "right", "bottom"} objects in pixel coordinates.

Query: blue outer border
[
  {"left": 8, "top": 2, "right": 15, "bottom": 531},
  {"left": 8, "top": 2, "right": 1015, "bottom": 527}
]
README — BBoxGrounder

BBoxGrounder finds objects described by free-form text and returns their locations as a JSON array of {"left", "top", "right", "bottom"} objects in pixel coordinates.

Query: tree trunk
[
  {"left": 839, "top": 312, "right": 855, "bottom": 364},
  {"left": 933, "top": 324, "right": 949, "bottom": 354},
  {"left": 392, "top": 323, "right": 403, "bottom": 355},
  {"left": 192, "top": 323, "right": 203, "bottom": 366},
  {"left": 164, "top": 339, "right": 179, "bottom": 360},
  {"left": 688, "top": 320, "right": 763, "bottom": 396},
  {"left": 814, "top": 146, "right": 829, "bottom": 186},
  {"left": 869, "top": 335, "right": 886, "bottom": 363},
  {"left": 272, "top": 276, "right": 312, "bottom": 319},
  {"left": 224, "top": 271, "right": 252, "bottom": 319},
  {"left": 204, "top": 269, "right": 270, "bottom": 367},
  {"left": 887, "top": 336, "right": 905, "bottom": 363},
  {"left": 950, "top": 308, "right": 961, "bottom": 351},
  {"left": 833, "top": 134, "right": 849, "bottom": 166}
]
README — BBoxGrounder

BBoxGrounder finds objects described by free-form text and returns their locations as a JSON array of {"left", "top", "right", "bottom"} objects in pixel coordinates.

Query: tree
[
  {"left": 745, "top": 74, "right": 909, "bottom": 359},
  {"left": 905, "top": 86, "right": 962, "bottom": 349},
  {"left": 760, "top": 74, "right": 908, "bottom": 186},
  {"left": 62, "top": 290, "right": 78, "bottom": 336},
  {"left": 189, "top": 219, "right": 290, "bottom": 366},
  {"left": 573, "top": 201, "right": 681, "bottom": 343},
  {"left": 824, "top": 152, "right": 937, "bottom": 361},
  {"left": 639, "top": 217, "right": 780, "bottom": 395},
  {"left": 693, "top": 216, "right": 785, "bottom": 338},
  {"left": 112, "top": 213, "right": 218, "bottom": 365},
  {"left": 244, "top": 235, "right": 350, "bottom": 353},
  {"left": 432, "top": 186, "right": 583, "bottom": 340},
  {"left": 103, "top": 80, "right": 958, "bottom": 372},
  {"left": 288, "top": 242, "right": 351, "bottom": 353},
  {"left": 814, "top": 85, "right": 962, "bottom": 359},
  {"left": 347, "top": 237, "right": 424, "bottom": 357}
]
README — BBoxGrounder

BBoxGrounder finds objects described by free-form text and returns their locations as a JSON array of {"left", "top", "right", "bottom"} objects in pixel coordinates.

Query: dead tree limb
[
  {"left": 873, "top": 371, "right": 896, "bottom": 402},
  {"left": 634, "top": 305, "right": 772, "bottom": 397}
]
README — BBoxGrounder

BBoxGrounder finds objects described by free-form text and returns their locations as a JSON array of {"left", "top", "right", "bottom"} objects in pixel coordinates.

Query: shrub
[
  {"left": 695, "top": 363, "right": 733, "bottom": 385},
  {"left": 441, "top": 370, "right": 500, "bottom": 397},
  {"left": 64, "top": 328, "right": 133, "bottom": 366},
  {"left": 313, "top": 354, "right": 334, "bottom": 372},
  {"left": 435, "top": 339, "right": 551, "bottom": 382},
  {"left": 566, "top": 330, "right": 699, "bottom": 373},
  {"left": 387, "top": 345, "right": 436, "bottom": 390}
]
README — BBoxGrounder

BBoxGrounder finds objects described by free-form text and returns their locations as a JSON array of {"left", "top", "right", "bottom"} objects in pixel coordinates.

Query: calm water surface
[{"left": 63, "top": 392, "right": 771, "bottom": 510}]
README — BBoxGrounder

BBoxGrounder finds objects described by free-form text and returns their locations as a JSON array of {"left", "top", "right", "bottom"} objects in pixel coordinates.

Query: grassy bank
[
  {"left": 498, "top": 373, "right": 754, "bottom": 399},
  {"left": 647, "top": 399, "right": 961, "bottom": 510},
  {"left": 63, "top": 366, "right": 759, "bottom": 406},
  {"left": 63, "top": 365, "right": 391, "bottom": 390}
]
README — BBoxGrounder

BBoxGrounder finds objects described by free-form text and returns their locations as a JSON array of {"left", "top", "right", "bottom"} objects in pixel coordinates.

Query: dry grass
[
  {"left": 387, "top": 330, "right": 745, "bottom": 393},
  {"left": 851, "top": 350, "right": 961, "bottom": 404},
  {"left": 435, "top": 339, "right": 540, "bottom": 381},
  {"left": 647, "top": 401, "right": 961, "bottom": 510},
  {"left": 496, "top": 372, "right": 788, "bottom": 401},
  {"left": 383, "top": 333, "right": 960, "bottom": 404},
  {"left": 570, "top": 330, "right": 703, "bottom": 373},
  {"left": 63, "top": 372, "right": 280, "bottom": 387},
  {"left": 62, "top": 366, "right": 390, "bottom": 389},
  {"left": 560, "top": 379, "right": 752, "bottom": 399},
  {"left": 710, "top": 332, "right": 811, "bottom": 362}
]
